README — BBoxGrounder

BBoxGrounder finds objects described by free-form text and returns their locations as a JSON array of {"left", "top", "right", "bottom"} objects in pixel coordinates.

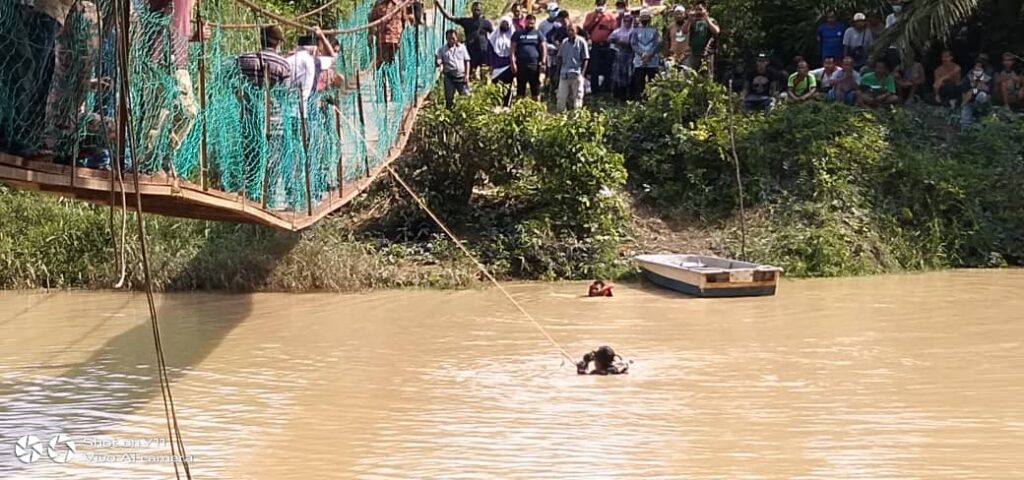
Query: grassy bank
[{"left": 2, "top": 73, "right": 1022, "bottom": 291}]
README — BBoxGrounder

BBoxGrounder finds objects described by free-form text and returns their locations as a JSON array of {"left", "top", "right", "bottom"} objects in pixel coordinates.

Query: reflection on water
[{"left": 1, "top": 270, "right": 1023, "bottom": 479}]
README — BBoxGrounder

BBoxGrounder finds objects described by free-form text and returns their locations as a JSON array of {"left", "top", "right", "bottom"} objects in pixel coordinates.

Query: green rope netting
[{"left": 0, "top": 0, "right": 465, "bottom": 213}]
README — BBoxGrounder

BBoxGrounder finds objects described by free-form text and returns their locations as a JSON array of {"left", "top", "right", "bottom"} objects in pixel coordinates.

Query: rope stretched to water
[
  {"left": 384, "top": 165, "right": 575, "bottom": 363},
  {"left": 113, "top": 0, "right": 192, "bottom": 476},
  {"left": 325, "top": 92, "right": 574, "bottom": 362}
]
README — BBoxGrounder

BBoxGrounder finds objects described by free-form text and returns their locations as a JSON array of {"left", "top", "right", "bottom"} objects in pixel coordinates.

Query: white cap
[
  {"left": 547, "top": 2, "right": 559, "bottom": 11},
  {"left": 639, "top": 8, "right": 651, "bottom": 17},
  {"left": 673, "top": 5, "right": 685, "bottom": 13},
  {"left": 853, "top": 12, "right": 866, "bottom": 21}
]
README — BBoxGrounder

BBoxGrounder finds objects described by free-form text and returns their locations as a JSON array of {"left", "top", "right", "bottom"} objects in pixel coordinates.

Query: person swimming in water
[
  {"left": 576, "top": 345, "right": 629, "bottom": 374},
  {"left": 588, "top": 280, "right": 615, "bottom": 297}
]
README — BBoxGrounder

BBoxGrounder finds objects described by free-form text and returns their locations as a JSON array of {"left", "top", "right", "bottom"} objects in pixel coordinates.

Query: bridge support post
[
  {"left": 196, "top": 3, "right": 209, "bottom": 191},
  {"left": 333, "top": 105, "right": 344, "bottom": 201},
  {"left": 298, "top": 90, "right": 313, "bottom": 217},
  {"left": 256, "top": 22, "right": 272, "bottom": 209},
  {"left": 354, "top": 67, "right": 370, "bottom": 178}
]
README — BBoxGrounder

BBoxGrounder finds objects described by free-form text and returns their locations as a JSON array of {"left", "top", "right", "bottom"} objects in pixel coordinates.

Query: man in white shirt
[
  {"left": 810, "top": 55, "right": 841, "bottom": 96},
  {"left": 843, "top": 13, "right": 873, "bottom": 71},
  {"left": 436, "top": 29, "right": 471, "bottom": 108},
  {"left": 287, "top": 35, "right": 319, "bottom": 107}
]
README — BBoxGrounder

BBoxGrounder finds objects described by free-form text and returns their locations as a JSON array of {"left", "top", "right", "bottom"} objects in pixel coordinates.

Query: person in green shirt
[
  {"left": 684, "top": 1, "right": 720, "bottom": 76},
  {"left": 786, "top": 60, "right": 817, "bottom": 102},
  {"left": 858, "top": 60, "right": 900, "bottom": 107}
]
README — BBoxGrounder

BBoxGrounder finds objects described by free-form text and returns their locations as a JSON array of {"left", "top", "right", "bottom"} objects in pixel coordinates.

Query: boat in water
[{"left": 635, "top": 254, "right": 783, "bottom": 297}]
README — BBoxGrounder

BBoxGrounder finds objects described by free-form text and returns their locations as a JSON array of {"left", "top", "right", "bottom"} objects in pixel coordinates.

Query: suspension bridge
[{"left": 0, "top": 0, "right": 466, "bottom": 230}]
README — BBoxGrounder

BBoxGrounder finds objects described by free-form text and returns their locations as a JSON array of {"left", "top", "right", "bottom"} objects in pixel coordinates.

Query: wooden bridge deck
[{"left": 0, "top": 88, "right": 427, "bottom": 231}]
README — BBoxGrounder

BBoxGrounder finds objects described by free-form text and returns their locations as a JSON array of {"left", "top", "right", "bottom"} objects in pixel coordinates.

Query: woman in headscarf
[
  {"left": 488, "top": 16, "right": 515, "bottom": 105},
  {"left": 609, "top": 13, "right": 634, "bottom": 100}
]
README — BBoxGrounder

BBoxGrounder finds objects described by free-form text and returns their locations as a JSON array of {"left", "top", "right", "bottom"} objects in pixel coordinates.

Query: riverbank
[{"left": 2, "top": 73, "right": 1022, "bottom": 291}]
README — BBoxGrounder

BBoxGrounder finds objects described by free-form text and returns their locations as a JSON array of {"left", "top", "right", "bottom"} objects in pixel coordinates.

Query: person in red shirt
[
  {"left": 370, "top": 0, "right": 405, "bottom": 67},
  {"left": 583, "top": 0, "right": 618, "bottom": 94}
]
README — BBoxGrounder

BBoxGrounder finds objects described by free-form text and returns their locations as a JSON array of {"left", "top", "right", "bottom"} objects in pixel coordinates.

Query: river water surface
[{"left": 1, "top": 270, "right": 1023, "bottom": 479}]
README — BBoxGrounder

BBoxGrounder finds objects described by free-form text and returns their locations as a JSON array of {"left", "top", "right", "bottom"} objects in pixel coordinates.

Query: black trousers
[
  {"left": 515, "top": 63, "right": 541, "bottom": 98},
  {"left": 630, "top": 67, "right": 658, "bottom": 99},
  {"left": 588, "top": 43, "right": 614, "bottom": 93}
]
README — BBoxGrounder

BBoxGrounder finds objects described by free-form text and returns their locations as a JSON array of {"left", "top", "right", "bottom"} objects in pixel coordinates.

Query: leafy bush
[
  {"left": 611, "top": 71, "right": 1024, "bottom": 276},
  {"left": 383, "top": 83, "right": 631, "bottom": 279}
]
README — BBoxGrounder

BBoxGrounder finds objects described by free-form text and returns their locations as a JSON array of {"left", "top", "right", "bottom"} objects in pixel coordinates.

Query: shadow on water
[{"left": 0, "top": 225, "right": 300, "bottom": 468}]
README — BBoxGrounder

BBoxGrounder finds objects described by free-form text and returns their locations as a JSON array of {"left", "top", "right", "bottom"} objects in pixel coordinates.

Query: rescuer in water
[{"left": 576, "top": 345, "right": 629, "bottom": 374}]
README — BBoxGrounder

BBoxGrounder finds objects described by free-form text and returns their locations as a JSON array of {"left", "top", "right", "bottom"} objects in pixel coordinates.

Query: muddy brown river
[{"left": 2, "top": 270, "right": 1023, "bottom": 479}]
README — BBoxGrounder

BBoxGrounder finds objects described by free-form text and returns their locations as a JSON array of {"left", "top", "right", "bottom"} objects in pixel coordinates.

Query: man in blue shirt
[
  {"left": 816, "top": 11, "right": 845, "bottom": 64},
  {"left": 511, "top": 14, "right": 547, "bottom": 101}
]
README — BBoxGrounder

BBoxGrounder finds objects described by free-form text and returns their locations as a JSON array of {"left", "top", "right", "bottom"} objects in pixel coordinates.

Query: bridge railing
[{"left": 0, "top": 0, "right": 465, "bottom": 218}]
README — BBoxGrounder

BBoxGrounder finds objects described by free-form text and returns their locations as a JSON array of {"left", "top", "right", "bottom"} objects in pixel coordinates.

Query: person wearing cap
[
  {"left": 436, "top": 0, "right": 494, "bottom": 80},
  {"left": 237, "top": 26, "right": 292, "bottom": 88},
  {"left": 538, "top": 3, "right": 560, "bottom": 37},
  {"left": 629, "top": 8, "right": 660, "bottom": 98},
  {"left": 960, "top": 54, "right": 993, "bottom": 127},
  {"left": 816, "top": 11, "right": 846, "bottom": 64},
  {"left": 843, "top": 13, "right": 874, "bottom": 71},
  {"left": 684, "top": 0, "right": 719, "bottom": 75},
  {"left": 287, "top": 33, "right": 321, "bottom": 106},
  {"left": 584, "top": 0, "right": 619, "bottom": 94},
  {"left": 857, "top": 59, "right": 900, "bottom": 108},
  {"left": 666, "top": 5, "right": 689, "bottom": 65},
  {"left": 742, "top": 53, "right": 779, "bottom": 111}
]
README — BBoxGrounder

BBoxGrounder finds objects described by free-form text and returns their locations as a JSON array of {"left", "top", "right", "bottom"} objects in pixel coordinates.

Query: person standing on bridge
[
  {"left": 369, "top": 0, "right": 404, "bottom": 68},
  {"left": 435, "top": 1, "right": 493, "bottom": 82},
  {"left": 0, "top": 0, "right": 74, "bottom": 156},
  {"left": 236, "top": 26, "right": 292, "bottom": 205}
]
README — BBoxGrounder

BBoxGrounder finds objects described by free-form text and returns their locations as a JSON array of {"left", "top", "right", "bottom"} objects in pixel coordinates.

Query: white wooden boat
[{"left": 635, "top": 254, "right": 783, "bottom": 297}]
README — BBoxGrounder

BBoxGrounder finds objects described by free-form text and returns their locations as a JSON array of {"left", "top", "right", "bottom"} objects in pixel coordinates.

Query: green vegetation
[
  {"left": 0, "top": 186, "right": 478, "bottom": 290},
  {"left": 366, "top": 84, "right": 632, "bottom": 280},
  {"left": 2, "top": 72, "right": 1022, "bottom": 291},
  {"left": 612, "top": 72, "right": 1024, "bottom": 276}
]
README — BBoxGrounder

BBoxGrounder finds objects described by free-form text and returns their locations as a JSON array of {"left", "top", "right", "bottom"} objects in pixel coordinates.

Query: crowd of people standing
[
  {"left": 435, "top": 0, "right": 723, "bottom": 111},
  {"left": 435, "top": 0, "right": 1024, "bottom": 131}
]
